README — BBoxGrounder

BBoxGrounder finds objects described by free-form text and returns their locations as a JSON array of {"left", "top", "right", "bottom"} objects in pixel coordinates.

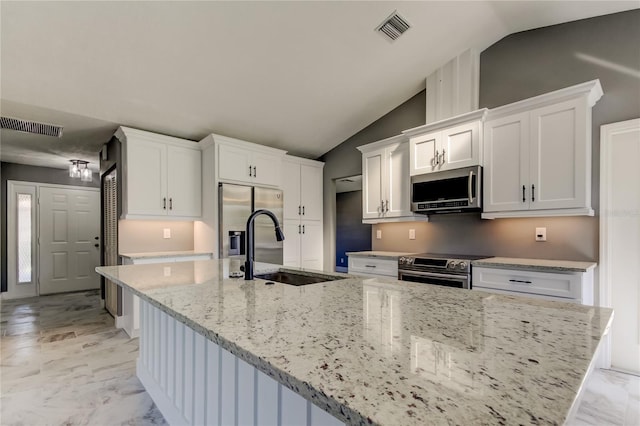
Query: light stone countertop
[
  {"left": 96, "top": 259, "right": 612, "bottom": 426},
  {"left": 345, "top": 251, "right": 416, "bottom": 259},
  {"left": 473, "top": 257, "right": 597, "bottom": 272},
  {"left": 119, "top": 250, "right": 214, "bottom": 260}
]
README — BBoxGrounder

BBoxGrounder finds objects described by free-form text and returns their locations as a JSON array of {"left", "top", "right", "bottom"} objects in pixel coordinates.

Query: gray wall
[
  {"left": 1, "top": 162, "right": 99, "bottom": 292},
  {"left": 321, "top": 9, "right": 640, "bottom": 270},
  {"left": 319, "top": 91, "right": 426, "bottom": 270}
]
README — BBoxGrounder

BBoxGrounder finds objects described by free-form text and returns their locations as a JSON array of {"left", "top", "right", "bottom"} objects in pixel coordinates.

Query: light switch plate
[
  {"left": 163, "top": 228, "right": 171, "bottom": 239},
  {"left": 409, "top": 229, "right": 416, "bottom": 240},
  {"left": 376, "top": 230, "right": 382, "bottom": 239},
  {"left": 535, "top": 227, "right": 547, "bottom": 242}
]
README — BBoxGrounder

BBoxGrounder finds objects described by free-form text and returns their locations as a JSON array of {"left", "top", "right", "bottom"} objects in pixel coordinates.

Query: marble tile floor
[
  {"left": 1, "top": 290, "right": 167, "bottom": 425},
  {"left": 1, "top": 290, "right": 639, "bottom": 425}
]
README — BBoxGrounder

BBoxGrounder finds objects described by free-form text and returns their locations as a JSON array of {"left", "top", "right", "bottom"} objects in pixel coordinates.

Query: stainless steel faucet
[{"left": 244, "top": 209, "right": 285, "bottom": 280}]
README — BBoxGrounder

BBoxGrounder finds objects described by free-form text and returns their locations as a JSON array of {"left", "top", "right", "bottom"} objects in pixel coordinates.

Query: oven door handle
[
  {"left": 399, "top": 270, "right": 466, "bottom": 280},
  {"left": 468, "top": 169, "right": 475, "bottom": 205}
]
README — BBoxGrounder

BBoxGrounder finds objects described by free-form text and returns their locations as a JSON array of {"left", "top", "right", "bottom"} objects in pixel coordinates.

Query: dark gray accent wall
[
  {"left": 321, "top": 9, "right": 640, "bottom": 270},
  {"left": 335, "top": 190, "right": 371, "bottom": 269},
  {"left": 1, "top": 162, "right": 99, "bottom": 292},
  {"left": 319, "top": 91, "right": 426, "bottom": 270},
  {"left": 480, "top": 8, "right": 640, "bottom": 214}
]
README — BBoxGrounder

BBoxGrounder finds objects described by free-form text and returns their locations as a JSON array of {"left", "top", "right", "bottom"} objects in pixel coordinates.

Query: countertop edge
[
  {"left": 119, "top": 251, "right": 214, "bottom": 260},
  {"left": 471, "top": 258, "right": 597, "bottom": 273}
]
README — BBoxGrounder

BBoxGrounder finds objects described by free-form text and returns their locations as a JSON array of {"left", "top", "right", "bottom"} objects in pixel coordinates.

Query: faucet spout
[{"left": 244, "top": 209, "right": 284, "bottom": 280}]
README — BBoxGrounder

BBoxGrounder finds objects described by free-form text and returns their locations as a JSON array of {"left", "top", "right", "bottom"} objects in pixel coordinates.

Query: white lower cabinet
[
  {"left": 283, "top": 221, "right": 323, "bottom": 271},
  {"left": 472, "top": 266, "right": 593, "bottom": 305},
  {"left": 348, "top": 256, "right": 398, "bottom": 278}
]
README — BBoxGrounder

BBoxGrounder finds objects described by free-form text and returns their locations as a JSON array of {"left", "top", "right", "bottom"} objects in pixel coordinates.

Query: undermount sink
[{"left": 254, "top": 270, "right": 344, "bottom": 286}]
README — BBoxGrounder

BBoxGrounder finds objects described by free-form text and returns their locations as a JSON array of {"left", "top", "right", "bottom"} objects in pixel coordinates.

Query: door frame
[
  {"left": 599, "top": 118, "right": 640, "bottom": 371},
  {"left": 4, "top": 180, "right": 100, "bottom": 299}
]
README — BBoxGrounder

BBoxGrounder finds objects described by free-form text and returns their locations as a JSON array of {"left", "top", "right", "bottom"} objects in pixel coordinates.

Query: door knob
[{"left": 94, "top": 244, "right": 99, "bottom": 248}]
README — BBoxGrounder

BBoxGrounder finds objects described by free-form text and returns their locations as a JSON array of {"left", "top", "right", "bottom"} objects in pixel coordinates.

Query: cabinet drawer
[
  {"left": 471, "top": 286, "right": 580, "bottom": 303},
  {"left": 348, "top": 257, "right": 398, "bottom": 277},
  {"left": 472, "top": 267, "right": 581, "bottom": 300}
]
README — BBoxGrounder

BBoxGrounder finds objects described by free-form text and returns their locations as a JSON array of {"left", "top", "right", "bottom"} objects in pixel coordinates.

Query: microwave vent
[
  {"left": 376, "top": 11, "right": 410, "bottom": 41},
  {"left": 1, "top": 116, "right": 64, "bottom": 138}
]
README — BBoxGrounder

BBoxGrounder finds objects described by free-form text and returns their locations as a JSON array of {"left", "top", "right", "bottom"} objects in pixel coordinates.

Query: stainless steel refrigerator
[{"left": 218, "top": 183, "right": 283, "bottom": 265}]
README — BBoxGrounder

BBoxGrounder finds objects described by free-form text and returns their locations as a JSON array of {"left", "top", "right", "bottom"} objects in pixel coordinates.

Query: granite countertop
[
  {"left": 119, "top": 250, "right": 214, "bottom": 260},
  {"left": 473, "top": 257, "right": 597, "bottom": 272},
  {"left": 96, "top": 260, "right": 612, "bottom": 426},
  {"left": 346, "top": 251, "right": 416, "bottom": 259}
]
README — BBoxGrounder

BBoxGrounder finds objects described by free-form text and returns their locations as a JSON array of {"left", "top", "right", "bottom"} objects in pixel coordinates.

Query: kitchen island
[{"left": 96, "top": 259, "right": 612, "bottom": 426}]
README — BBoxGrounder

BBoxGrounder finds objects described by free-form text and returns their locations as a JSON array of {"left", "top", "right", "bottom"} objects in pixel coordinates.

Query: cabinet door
[
  {"left": 300, "top": 221, "right": 323, "bottom": 271},
  {"left": 252, "top": 151, "right": 282, "bottom": 187},
  {"left": 529, "top": 98, "right": 588, "bottom": 210},
  {"left": 440, "top": 121, "right": 481, "bottom": 171},
  {"left": 126, "top": 139, "right": 167, "bottom": 216},
  {"left": 282, "top": 221, "right": 301, "bottom": 268},
  {"left": 300, "top": 164, "right": 323, "bottom": 221},
  {"left": 282, "top": 161, "right": 301, "bottom": 221},
  {"left": 483, "top": 113, "right": 530, "bottom": 212},
  {"left": 385, "top": 142, "right": 412, "bottom": 218},
  {"left": 362, "top": 150, "right": 384, "bottom": 219},
  {"left": 409, "top": 131, "right": 439, "bottom": 176},
  {"left": 218, "top": 144, "right": 253, "bottom": 183},
  {"left": 167, "top": 146, "right": 201, "bottom": 217}
]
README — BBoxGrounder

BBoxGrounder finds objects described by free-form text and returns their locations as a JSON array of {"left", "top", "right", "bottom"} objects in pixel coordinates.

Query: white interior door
[
  {"left": 600, "top": 118, "right": 640, "bottom": 374},
  {"left": 39, "top": 186, "right": 101, "bottom": 295}
]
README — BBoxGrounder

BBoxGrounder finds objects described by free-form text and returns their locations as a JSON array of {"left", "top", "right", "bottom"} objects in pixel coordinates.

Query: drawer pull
[
  {"left": 365, "top": 265, "right": 377, "bottom": 268},
  {"left": 509, "top": 279, "right": 532, "bottom": 284}
]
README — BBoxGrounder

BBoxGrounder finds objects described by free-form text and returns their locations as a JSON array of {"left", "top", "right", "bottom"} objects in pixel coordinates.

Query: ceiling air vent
[
  {"left": 376, "top": 11, "right": 410, "bottom": 42},
  {"left": 1, "top": 116, "right": 64, "bottom": 138}
]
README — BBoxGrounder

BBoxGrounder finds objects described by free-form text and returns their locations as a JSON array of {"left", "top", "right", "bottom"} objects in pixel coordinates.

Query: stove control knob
[
  {"left": 448, "top": 261, "right": 458, "bottom": 269},
  {"left": 399, "top": 257, "right": 406, "bottom": 264},
  {"left": 459, "top": 262, "right": 468, "bottom": 269}
]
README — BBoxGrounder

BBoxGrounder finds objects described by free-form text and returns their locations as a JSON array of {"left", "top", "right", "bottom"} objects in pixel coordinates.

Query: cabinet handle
[
  {"left": 509, "top": 279, "right": 532, "bottom": 284},
  {"left": 522, "top": 185, "right": 526, "bottom": 203},
  {"left": 380, "top": 201, "right": 385, "bottom": 214},
  {"left": 163, "top": 197, "right": 167, "bottom": 210},
  {"left": 302, "top": 206, "right": 305, "bottom": 215},
  {"left": 298, "top": 224, "right": 301, "bottom": 234},
  {"left": 298, "top": 205, "right": 301, "bottom": 215},
  {"left": 253, "top": 166, "right": 257, "bottom": 178},
  {"left": 385, "top": 200, "right": 389, "bottom": 212},
  {"left": 468, "top": 170, "right": 475, "bottom": 204},
  {"left": 434, "top": 150, "right": 440, "bottom": 165},
  {"left": 249, "top": 166, "right": 253, "bottom": 177},
  {"left": 531, "top": 184, "right": 535, "bottom": 202},
  {"left": 169, "top": 198, "right": 173, "bottom": 210},
  {"left": 440, "top": 149, "right": 446, "bottom": 165},
  {"left": 365, "top": 265, "right": 377, "bottom": 268}
]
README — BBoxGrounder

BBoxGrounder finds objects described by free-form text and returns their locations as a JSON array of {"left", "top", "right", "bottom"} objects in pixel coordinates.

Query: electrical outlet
[
  {"left": 409, "top": 229, "right": 416, "bottom": 240},
  {"left": 340, "top": 258, "right": 344, "bottom": 264},
  {"left": 163, "top": 266, "right": 171, "bottom": 277},
  {"left": 163, "top": 228, "right": 171, "bottom": 239},
  {"left": 535, "top": 227, "right": 547, "bottom": 242},
  {"left": 376, "top": 230, "right": 382, "bottom": 239}
]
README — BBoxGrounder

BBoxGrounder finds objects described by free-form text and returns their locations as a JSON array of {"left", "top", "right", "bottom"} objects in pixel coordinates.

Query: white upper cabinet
[
  {"left": 117, "top": 127, "right": 201, "bottom": 219},
  {"left": 214, "top": 136, "right": 285, "bottom": 187},
  {"left": 358, "top": 135, "right": 426, "bottom": 224},
  {"left": 404, "top": 109, "right": 487, "bottom": 176},
  {"left": 282, "top": 155, "right": 324, "bottom": 270},
  {"left": 482, "top": 80, "right": 603, "bottom": 219}
]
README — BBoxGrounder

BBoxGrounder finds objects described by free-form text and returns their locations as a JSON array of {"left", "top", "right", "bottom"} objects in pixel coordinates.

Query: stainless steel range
[{"left": 398, "top": 253, "right": 489, "bottom": 289}]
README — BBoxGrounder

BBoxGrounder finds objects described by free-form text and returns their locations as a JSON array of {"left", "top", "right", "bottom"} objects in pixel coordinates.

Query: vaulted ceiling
[{"left": 1, "top": 1, "right": 637, "bottom": 171}]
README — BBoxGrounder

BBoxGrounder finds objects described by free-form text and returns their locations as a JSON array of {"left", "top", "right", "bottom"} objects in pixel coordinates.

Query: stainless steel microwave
[{"left": 411, "top": 165, "right": 482, "bottom": 214}]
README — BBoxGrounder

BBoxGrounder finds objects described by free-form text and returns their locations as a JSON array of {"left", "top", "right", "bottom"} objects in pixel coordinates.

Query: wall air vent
[
  {"left": 0, "top": 116, "right": 63, "bottom": 138},
  {"left": 376, "top": 11, "right": 410, "bottom": 42}
]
